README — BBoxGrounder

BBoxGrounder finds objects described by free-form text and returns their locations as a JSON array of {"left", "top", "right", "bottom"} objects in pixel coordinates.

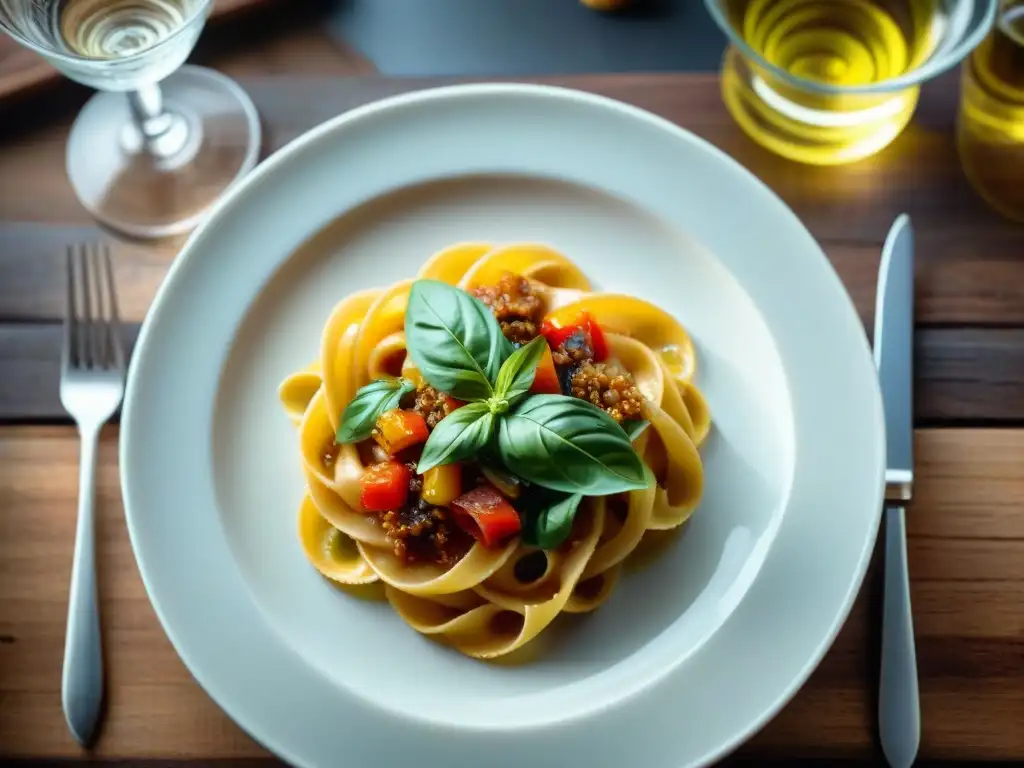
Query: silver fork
[{"left": 60, "top": 242, "right": 125, "bottom": 747}]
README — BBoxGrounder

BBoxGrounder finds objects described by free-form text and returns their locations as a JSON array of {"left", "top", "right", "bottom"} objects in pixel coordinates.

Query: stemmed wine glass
[{"left": 0, "top": 0, "right": 260, "bottom": 238}]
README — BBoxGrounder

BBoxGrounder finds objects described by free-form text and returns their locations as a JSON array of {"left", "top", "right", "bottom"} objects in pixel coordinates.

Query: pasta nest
[{"left": 278, "top": 242, "right": 710, "bottom": 660}]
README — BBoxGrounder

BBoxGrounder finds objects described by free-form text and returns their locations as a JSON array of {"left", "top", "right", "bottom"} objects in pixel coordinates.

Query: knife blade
[
  {"left": 874, "top": 213, "right": 914, "bottom": 501},
  {"left": 875, "top": 213, "right": 919, "bottom": 768}
]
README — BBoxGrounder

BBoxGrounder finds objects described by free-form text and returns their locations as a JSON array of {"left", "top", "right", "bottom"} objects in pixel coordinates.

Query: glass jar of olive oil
[
  {"left": 705, "top": 0, "right": 998, "bottom": 165},
  {"left": 958, "top": 1, "right": 1024, "bottom": 221}
]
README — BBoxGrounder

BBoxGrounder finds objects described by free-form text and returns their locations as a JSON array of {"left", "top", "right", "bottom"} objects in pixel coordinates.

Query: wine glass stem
[{"left": 125, "top": 83, "right": 189, "bottom": 160}]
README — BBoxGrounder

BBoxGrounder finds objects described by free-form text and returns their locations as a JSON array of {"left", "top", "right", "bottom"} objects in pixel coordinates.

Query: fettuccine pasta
[{"left": 279, "top": 242, "right": 710, "bottom": 660}]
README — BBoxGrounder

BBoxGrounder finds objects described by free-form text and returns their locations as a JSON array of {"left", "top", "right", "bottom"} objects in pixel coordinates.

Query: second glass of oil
[
  {"left": 705, "top": 0, "right": 998, "bottom": 165},
  {"left": 958, "top": 1, "right": 1024, "bottom": 221}
]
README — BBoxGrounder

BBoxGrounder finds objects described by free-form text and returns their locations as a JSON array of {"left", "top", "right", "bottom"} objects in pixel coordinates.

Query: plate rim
[{"left": 120, "top": 81, "right": 886, "bottom": 768}]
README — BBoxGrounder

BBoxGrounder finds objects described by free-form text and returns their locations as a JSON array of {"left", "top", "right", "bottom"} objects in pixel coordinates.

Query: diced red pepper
[
  {"left": 373, "top": 409, "right": 429, "bottom": 455},
  {"left": 444, "top": 395, "right": 466, "bottom": 411},
  {"left": 530, "top": 342, "right": 561, "bottom": 394},
  {"left": 540, "top": 311, "right": 608, "bottom": 362},
  {"left": 360, "top": 461, "right": 410, "bottom": 512},
  {"left": 450, "top": 485, "right": 522, "bottom": 548},
  {"left": 586, "top": 316, "right": 609, "bottom": 362},
  {"left": 539, "top": 318, "right": 576, "bottom": 350}
]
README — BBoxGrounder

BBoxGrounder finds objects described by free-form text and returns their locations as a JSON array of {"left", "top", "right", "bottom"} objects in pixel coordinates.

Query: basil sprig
[
  {"left": 404, "top": 279, "right": 513, "bottom": 402},
  {"left": 414, "top": 335, "right": 546, "bottom": 474},
  {"left": 334, "top": 279, "right": 654, "bottom": 548},
  {"left": 336, "top": 377, "right": 416, "bottom": 443},
  {"left": 403, "top": 282, "right": 649, "bottom": 497}
]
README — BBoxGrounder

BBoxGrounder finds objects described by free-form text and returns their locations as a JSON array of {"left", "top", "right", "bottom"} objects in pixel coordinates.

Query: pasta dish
[{"left": 278, "top": 242, "right": 710, "bottom": 660}]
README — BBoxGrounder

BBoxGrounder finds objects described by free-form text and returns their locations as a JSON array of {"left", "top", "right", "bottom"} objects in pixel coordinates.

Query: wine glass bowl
[
  {"left": 0, "top": 0, "right": 260, "bottom": 238},
  {"left": 704, "top": 0, "right": 999, "bottom": 165},
  {"left": 1, "top": 0, "right": 207, "bottom": 90}
]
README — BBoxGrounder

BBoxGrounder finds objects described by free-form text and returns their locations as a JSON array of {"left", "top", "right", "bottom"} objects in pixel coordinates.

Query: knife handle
[{"left": 879, "top": 505, "right": 920, "bottom": 768}]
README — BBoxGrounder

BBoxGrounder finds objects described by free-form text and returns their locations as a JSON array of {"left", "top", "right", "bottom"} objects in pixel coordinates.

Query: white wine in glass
[{"left": 0, "top": 0, "right": 261, "bottom": 238}]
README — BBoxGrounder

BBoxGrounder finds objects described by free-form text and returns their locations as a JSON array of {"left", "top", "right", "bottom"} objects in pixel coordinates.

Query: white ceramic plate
[{"left": 121, "top": 83, "right": 885, "bottom": 768}]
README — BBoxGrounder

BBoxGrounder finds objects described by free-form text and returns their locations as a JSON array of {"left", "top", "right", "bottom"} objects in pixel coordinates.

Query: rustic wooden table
[{"left": 2, "top": 11, "right": 1024, "bottom": 768}]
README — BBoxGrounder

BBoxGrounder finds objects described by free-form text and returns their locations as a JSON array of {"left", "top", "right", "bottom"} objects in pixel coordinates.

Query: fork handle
[
  {"left": 62, "top": 425, "right": 104, "bottom": 747},
  {"left": 879, "top": 504, "right": 920, "bottom": 768}
]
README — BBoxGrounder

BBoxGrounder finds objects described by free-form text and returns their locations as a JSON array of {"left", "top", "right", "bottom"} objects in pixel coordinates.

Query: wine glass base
[{"left": 66, "top": 65, "right": 261, "bottom": 239}]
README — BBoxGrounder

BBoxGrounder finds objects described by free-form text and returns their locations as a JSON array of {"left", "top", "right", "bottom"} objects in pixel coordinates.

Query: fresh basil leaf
[
  {"left": 622, "top": 419, "right": 650, "bottom": 442},
  {"left": 498, "top": 394, "right": 648, "bottom": 495},
  {"left": 404, "top": 280, "right": 508, "bottom": 401},
  {"left": 523, "top": 492, "right": 583, "bottom": 550},
  {"left": 494, "top": 336, "right": 546, "bottom": 404},
  {"left": 417, "top": 402, "right": 494, "bottom": 473},
  {"left": 336, "top": 377, "right": 415, "bottom": 443}
]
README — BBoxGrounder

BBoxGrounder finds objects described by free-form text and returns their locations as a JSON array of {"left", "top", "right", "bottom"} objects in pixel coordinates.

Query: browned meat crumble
[
  {"left": 471, "top": 272, "right": 545, "bottom": 345},
  {"left": 551, "top": 334, "right": 595, "bottom": 366},
  {"left": 380, "top": 501, "right": 470, "bottom": 567},
  {"left": 413, "top": 384, "right": 455, "bottom": 429},
  {"left": 570, "top": 362, "right": 644, "bottom": 423}
]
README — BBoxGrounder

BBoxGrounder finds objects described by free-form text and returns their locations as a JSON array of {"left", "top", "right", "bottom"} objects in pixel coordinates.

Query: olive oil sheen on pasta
[{"left": 720, "top": 0, "right": 949, "bottom": 164}]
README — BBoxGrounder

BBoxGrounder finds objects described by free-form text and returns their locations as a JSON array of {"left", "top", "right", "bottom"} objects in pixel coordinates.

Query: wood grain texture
[
  {"left": 2, "top": 427, "right": 1023, "bottom": 761},
  {"left": 2, "top": 320, "right": 1023, "bottom": 425},
  {"left": 2, "top": 75, "right": 1024, "bottom": 324},
  {"left": 5, "top": 71, "right": 1023, "bottom": 250},
  {"left": 2, "top": 74, "right": 1024, "bottom": 425},
  {"left": 3, "top": 225, "right": 1024, "bottom": 329}
]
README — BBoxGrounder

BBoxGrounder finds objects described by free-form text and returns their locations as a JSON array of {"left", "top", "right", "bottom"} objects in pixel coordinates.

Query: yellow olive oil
[
  {"left": 957, "top": 2, "right": 1024, "bottom": 221},
  {"left": 720, "top": 0, "right": 948, "bottom": 164}
]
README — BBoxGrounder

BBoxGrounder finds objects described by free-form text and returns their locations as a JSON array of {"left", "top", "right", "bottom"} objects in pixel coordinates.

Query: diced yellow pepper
[
  {"left": 402, "top": 366, "right": 425, "bottom": 389},
  {"left": 422, "top": 464, "right": 462, "bottom": 506},
  {"left": 373, "top": 409, "right": 429, "bottom": 455}
]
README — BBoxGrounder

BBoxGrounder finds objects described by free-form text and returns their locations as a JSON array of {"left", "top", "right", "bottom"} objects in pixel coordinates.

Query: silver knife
[{"left": 874, "top": 213, "right": 919, "bottom": 768}]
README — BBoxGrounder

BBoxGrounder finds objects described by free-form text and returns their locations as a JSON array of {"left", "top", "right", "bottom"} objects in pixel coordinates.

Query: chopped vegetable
[
  {"left": 373, "top": 409, "right": 429, "bottom": 455},
  {"left": 540, "top": 311, "right": 608, "bottom": 362},
  {"left": 586, "top": 316, "right": 609, "bottom": 361},
  {"left": 530, "top": 342, "right": 561, "bottom": 394},
  {"left": 360, "top": 461, "right": 410, "bottom": 512},
  {"left": 451, "top": 485, "right": 522, "bottom": 547},
  {"left": 403, "top": 368, "right": 425, "bottom": 389},
  {"left": 481, "top": 466, "right": 522, "bottom": 499},
  {"left": 422, "top": 464, "right": 462, "bottom": 505}
]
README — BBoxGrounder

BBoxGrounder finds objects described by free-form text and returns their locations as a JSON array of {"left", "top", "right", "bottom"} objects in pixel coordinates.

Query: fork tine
[
  {"left": 100, "top": 243, "right": 124, "bottom": 371},
  {"left": 89, "top": 243, "right": 109, "bottom": 370},
  {"left": 86, "top": 245, "right": 104, "bottom": 371},
  {"left": 64, "top": 246, "right": 78, "bottom": 370},
  {"left": 72, "top": 244, "right": 93, "bottom": 369}
]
